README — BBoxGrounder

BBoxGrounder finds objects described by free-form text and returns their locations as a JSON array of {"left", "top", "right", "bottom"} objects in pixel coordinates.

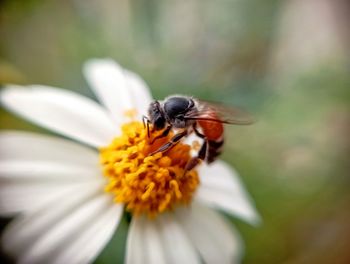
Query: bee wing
[{"left": 184, "top": 100, "right": 255, "bottom": 125}]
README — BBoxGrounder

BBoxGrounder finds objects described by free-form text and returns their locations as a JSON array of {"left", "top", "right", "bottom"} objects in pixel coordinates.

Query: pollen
[{"left": 99, "top": 121, "right": 199, "bottom": 218}]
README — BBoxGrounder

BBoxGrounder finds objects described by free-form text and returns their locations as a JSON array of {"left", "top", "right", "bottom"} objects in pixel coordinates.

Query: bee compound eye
[{"left": 154, "top": 117, "right": 165, "bottom": 129}]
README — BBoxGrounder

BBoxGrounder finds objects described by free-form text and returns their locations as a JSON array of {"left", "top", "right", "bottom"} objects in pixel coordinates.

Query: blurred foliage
[{"left": 1, "top": 0, "right": 350, "bottom": 263}]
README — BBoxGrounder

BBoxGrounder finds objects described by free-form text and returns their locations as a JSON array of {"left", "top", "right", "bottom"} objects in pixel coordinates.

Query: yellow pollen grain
[
  {"left": 99, "top": 121, "right": 199, "bottom": 218},
  {"left": 192, "top": 140, "right": 201, "bottom": 151}
]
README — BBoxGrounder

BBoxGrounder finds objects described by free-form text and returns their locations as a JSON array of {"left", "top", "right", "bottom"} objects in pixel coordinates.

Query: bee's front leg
[
  {"left": 142, "top": 115, "right": 151, "bottom": 138},
  {"left": 150, "top": 125, "right": 172, "bottom": 144},
  {"left": 149, "top": 130, "right": 187, "bottom": 156}
]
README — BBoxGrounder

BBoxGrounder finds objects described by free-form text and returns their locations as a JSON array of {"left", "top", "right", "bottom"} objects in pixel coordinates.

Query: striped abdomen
[{"left": 198, "top": 119, "right": 224, "bottom": 164}]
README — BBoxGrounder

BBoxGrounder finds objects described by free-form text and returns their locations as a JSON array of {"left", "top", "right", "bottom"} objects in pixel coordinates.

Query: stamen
[{"left": 99, "top": 121, "right": 199, "bottom": 218}]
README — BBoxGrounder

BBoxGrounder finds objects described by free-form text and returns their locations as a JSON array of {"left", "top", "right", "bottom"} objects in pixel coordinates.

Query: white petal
[
  {"left": 83, "top": 59, "right": 152, "bottom": 122},
  {"left": 0, "top": 131, "right": 99, "bottom": 167},
  {"left": 16, "top": 194, "right": 114, "bottom": 264},
  {"left": 2, "top": 181, "right": 104, "bottom": 256},
  {"left": 0, "top": 160, "right": 101, "bottom": 181},
  {"left": 157, "top": 214, "right": 201, "bottom": 264},
  {"left": 0, "top": 177, "right": 104, "bottom": 216},
  {"left": 0, "top": 85, "right": 118, "bottom": 147},
  {"left": 51, "top": 204, "right": 123, "bottom": 264},
  {"left": 176, "top": 203, "right": 243, "bottom": 264},
  {"left": 196, "top": 161, "right": 261, "bottom": 225},
  {"left": 126, "top": 214, "right": 201, "bottom": 264},
  {"left": 0, "top": 131, "right": 105, "bottom": 215},
  {"left": 123, "top": 69, "right": 153, "bottom": 118},
  {"left": 126, "top": 215, "right": 166, "bottom": 264}
]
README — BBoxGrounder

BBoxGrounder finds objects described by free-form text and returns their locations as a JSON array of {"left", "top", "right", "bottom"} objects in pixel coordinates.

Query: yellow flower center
[{"left": 99, "top": 121, "right": 199, "bottom": 218}]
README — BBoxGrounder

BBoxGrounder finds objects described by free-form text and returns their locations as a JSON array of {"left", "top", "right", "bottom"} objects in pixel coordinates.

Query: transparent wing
[{"left": 184, "top": 99, "right": 255, "bottom": 125}]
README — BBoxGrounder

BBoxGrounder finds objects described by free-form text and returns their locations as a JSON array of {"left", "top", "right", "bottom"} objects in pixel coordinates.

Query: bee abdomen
[{"left": 207, "top": 139, "right": 224, "bottom": 163}]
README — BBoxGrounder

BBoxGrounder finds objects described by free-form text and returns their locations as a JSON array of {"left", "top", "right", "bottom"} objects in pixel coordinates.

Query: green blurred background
[{"left": 1, "top": 0, "right": 350, "bottom": 263}]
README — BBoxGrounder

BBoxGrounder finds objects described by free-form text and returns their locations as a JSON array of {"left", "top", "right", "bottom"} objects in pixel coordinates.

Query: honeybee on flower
[
  {"left": 0, "top": 59, "right": 260, "bottom": 264},
  {"left": 144, "top": 94, "right": 254, "bottom": 173}
]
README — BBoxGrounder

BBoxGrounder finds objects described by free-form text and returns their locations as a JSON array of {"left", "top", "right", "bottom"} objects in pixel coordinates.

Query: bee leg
[
  {"left": 183, "top": 124, "right": 208, "bottom": 175},
  {"left": 142, "top": 115, "right": 151, "bottom": 138},
  {"left": 142, "top": 115, "right": 148, "bottom": 128},
  {"left": 184, "top": 139, "right": 208, "bottom": 173},
  {"left": 149, "top": 130, "right": 187, "bottom": 156},
  {"left": 150, "top": 125, "right": 172, "bottom": 144},
  {"left": 193, "top": 123, "right": 205, "bottom": 139}
]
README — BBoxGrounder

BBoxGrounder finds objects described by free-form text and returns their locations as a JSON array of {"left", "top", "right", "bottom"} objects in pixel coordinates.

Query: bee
[{"left": 143, "top": 95, "right": 254, "bottom": 172}]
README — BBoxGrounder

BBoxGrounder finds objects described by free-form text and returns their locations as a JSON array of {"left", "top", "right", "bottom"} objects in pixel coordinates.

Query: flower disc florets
[{"left": 100, "top": 121, "right": 199, "bottom": 217}]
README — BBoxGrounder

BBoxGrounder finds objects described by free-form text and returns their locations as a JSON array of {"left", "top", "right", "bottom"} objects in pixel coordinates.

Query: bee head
[{"left": 148, "top": 101, "right": 166, "bottom": 130}]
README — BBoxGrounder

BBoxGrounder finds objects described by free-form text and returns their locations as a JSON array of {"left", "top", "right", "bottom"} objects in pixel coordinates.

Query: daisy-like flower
[{"left": 0, "top": 59, "right": 260, "bottom": 264}]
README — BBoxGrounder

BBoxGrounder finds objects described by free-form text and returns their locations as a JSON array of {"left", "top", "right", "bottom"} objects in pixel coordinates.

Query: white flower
[{"left": 0, "top": 59, "right": 260, "bottom": 264}]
